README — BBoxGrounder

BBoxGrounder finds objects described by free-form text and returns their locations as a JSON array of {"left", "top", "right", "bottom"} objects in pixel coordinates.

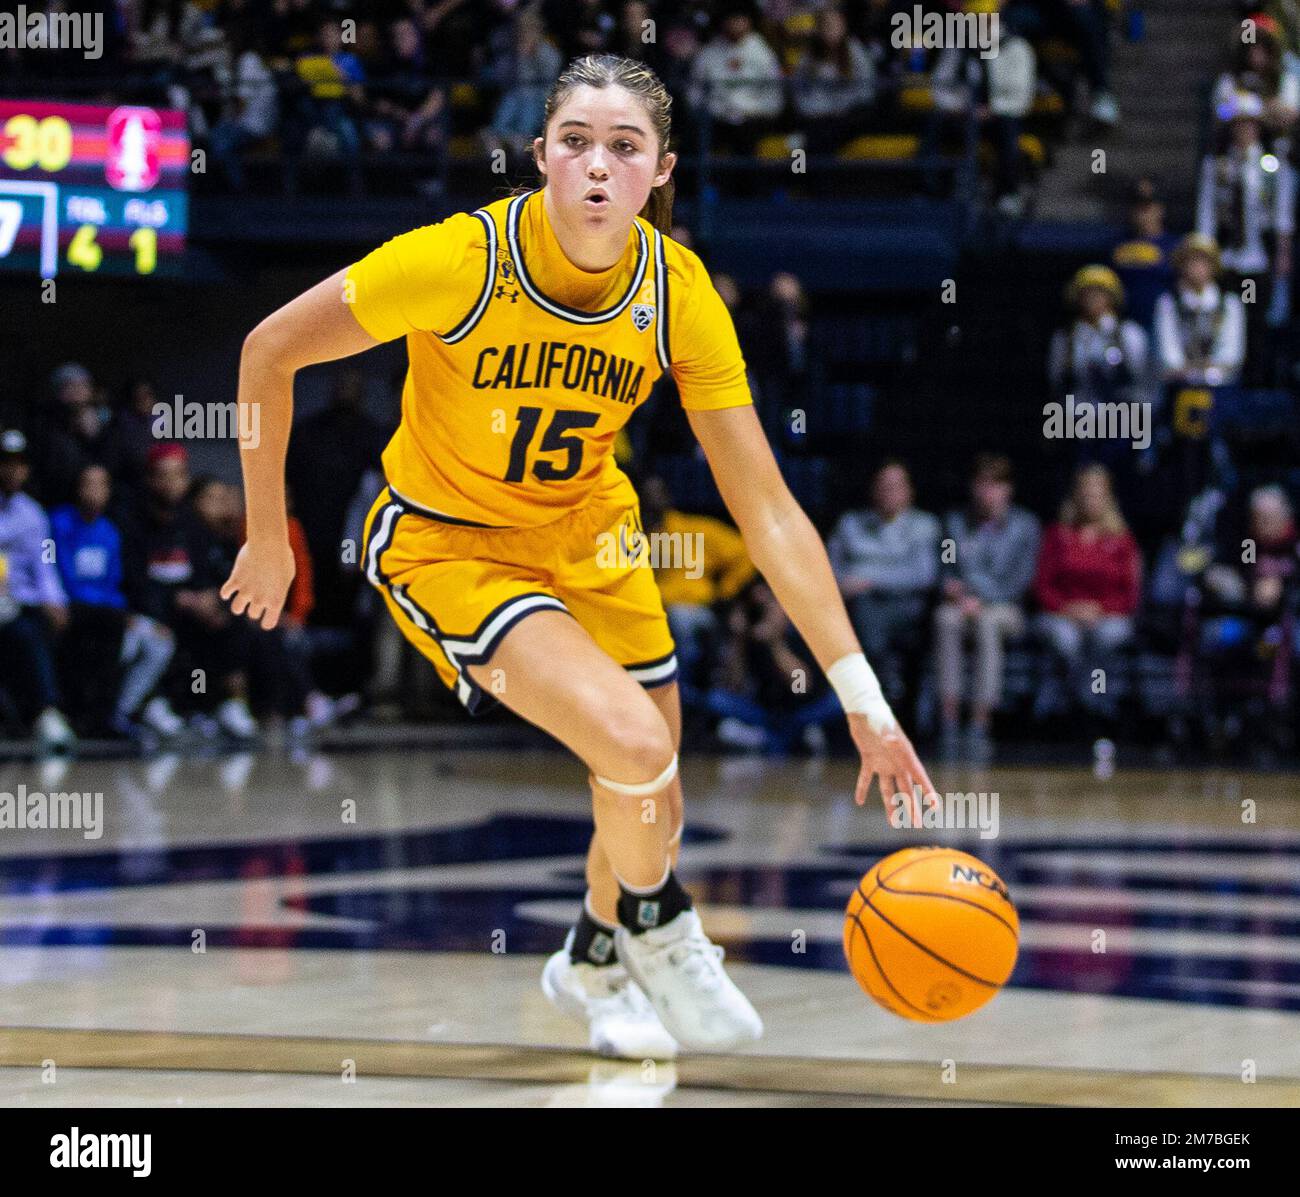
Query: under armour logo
[
  {"left": 495, "top": 285, "right": 518, "bottom": 302},
  {"left": 637, "top": 899, "right": 661, "bottom": 928}
]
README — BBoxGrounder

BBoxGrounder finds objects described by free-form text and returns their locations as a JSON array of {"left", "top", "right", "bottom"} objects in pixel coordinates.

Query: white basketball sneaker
[
  {"left": 542, "top": 934, "right": 679, "bottom": 1061},
  {"left": 614, "top": 909, "right": 763, "bottom": 1051}
]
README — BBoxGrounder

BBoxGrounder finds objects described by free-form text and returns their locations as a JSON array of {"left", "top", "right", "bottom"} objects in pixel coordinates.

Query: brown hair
[
  {"left": 537, "top": 53, "right": 676, "bottom": 234},
  {"left": 972, "top": 453, "right": 1013, "bottom": 484}
]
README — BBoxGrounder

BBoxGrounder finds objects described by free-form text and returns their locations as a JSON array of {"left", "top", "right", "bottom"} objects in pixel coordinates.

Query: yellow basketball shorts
[{"left": 361, "top": 482, "right": 678, "bottom": 715}]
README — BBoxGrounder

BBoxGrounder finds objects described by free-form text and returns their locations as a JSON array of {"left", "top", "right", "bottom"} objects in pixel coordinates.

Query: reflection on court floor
[{"left": 1, "top": 750, "right": 1297, "bottom": 1107}]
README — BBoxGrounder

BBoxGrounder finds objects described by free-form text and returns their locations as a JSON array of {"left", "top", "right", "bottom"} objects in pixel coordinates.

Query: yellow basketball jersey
[{"left": 345, "top": 189, "right": 752, "bottom": 528}]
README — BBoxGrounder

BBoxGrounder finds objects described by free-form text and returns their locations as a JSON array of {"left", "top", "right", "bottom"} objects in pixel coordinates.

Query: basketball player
[{"left": 221, "top": 55, "right": 936, "bottom": 1058}]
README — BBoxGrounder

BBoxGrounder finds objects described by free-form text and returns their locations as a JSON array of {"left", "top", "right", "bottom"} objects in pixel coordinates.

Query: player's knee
[{"left": 592, "top": 717, "right": 676, "bottom": 791}]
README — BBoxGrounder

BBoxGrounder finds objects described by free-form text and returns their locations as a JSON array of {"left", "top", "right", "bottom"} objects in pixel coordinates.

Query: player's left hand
[{"left": 846, "top": 713, "right": 937, "bottom": 825}]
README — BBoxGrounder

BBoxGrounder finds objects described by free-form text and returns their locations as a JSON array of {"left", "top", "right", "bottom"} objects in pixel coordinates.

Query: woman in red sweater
[{"left": 1033, "top": 464, "right": 1142, "bottom": 725}]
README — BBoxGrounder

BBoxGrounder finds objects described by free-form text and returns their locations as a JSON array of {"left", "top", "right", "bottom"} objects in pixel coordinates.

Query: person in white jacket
[
  {"left": 687, "top": 5, "right": 784, "bottom": 156},
  {"left": 208, "top": 26, "right": 279, "bottom": 192},
  {"left": 1197, "top": 90, "right": 1295, "bottom": 340},
  {"left": 1153, "top": 234, "right": 1247, "bottom": 389},
  {"left": 923, "top": 0, "right": 1036, "bottom": 214}
]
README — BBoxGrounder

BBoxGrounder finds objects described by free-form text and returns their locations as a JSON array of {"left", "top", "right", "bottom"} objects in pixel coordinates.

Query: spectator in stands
[
  {"left": 1212, "top": 13, "right": 1299, "bottom": 133},
  {"left": 208, "top": 22, "right": 279, "bottom": 192},
  {"left": 934, "top": 454, "right": 1041, "bottom": 758},
  {"left": 1197, "top": 91, "right": 1295, "bottom": 351},
  {"left": 688, "top": 3, "right": 785, "bottom": 157},
  {"left": 1154, "top": 234, "right": 1247, "bottom": 388},
  {"left": 0, "top": 428, "right": 75, "bottom": 750},
  {"left": 28, "top": 363, "right": 116, "bottom": 509},
  {"left": 544, "top": 0, "right": 614, "bottom": 60},
  {"left": 1201, "top": 483, "right": 1298, "bottom": 633},
  {"left": 739, "top": 271, "right": 812, "bottom": 438},
  {"left": 1197, "top": 483, "right": 1298, "bottom": 743},
  {"left": 356, "top": 18, "right": 449, "bottom": 198},
  {"left": 1267, "top": 0, "right": 1300, "bottom": 101},
  {"left": 696, "top": 579, "right": 843, "bottom": 754},
  {"left": 1047, "top": 265, "right": 1153, "bottom": 479},
  {"left": 609, "top": 0, "right": 664, "bottom": 73},
  {"left": 266, "top": 0, "right": 319, "bottom": 59},
  {"left": 1005, "top": 0, "right": 1120, "bottom": 125},
  {"left": 285, "top": 369, "right": 387, "bottom": 628},
  {"left": 482, "top": 7, "right": 563, "bottom": 164},
  {"left": 923, "top": 0, "right": 1037, "bottom": 215},
  {"left": 1110, "top": 180, "right": 1179, "bottom": 331},
  {"left": 1032, "top": 464, "right": 1142, "bottom": 728},
  {"left": 120, "top": 444, "right": 259, "bottom": 741},
  {"left": 192, "top": 475, "right": 334, "bottom": 738},
  {"left": 828, "top": 460, "right": 941, "bottom": 713},
  {"left": 291, "top": 16, "right": 366, "bottom": 186},
  {"left": 104, "top": 376, "right": 162, "bottom": 501},
  {"left": 639, "top": 474, "right": 757, "bottom": 691},
  {"left": 790, "top": 7, "right": 877, "bottom": 155},
  {"left": 656, "top": 14, "right": 703, "bottom": 103},
  {"left": 50, "top": 464, "right": 181, "bottom": 740}
]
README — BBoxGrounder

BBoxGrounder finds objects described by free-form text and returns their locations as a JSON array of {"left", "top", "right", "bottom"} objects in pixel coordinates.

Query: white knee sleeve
[{"left": 592, "top": 752, "right": 678, "bottom": 797}]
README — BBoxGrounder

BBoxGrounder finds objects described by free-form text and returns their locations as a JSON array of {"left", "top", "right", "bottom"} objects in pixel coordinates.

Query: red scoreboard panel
[{"left": 0, "top": 99, "right": 189, "bottom": 279}]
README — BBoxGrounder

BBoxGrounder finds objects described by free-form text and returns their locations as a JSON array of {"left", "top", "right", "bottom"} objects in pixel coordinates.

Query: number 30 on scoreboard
[{"left": 0, "top": 100, "right": 188, "bottom": 279}]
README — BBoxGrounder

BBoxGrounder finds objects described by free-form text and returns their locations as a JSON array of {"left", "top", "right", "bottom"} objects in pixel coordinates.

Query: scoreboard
[{"left": 0, "top": 99, "right": 189, "bottom": 279}]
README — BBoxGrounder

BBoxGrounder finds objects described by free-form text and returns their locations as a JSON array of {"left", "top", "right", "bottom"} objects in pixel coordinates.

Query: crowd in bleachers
[
  {"left": 5, "top": 2, "right": 1298, "bottom": 761},
  {"left": 902, "top": 0, "right": 1300, "bottom": 760},
  {"left": 2, "top": 1, "right": 1133, "bottom": 207},
  {"left": 0, "top": 366, "right": 363, "bottom": 751}
]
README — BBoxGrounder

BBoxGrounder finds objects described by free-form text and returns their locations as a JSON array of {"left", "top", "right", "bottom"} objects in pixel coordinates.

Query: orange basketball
[{"left": 843, "top": 847, "right": 1019, "bottom": 1022}]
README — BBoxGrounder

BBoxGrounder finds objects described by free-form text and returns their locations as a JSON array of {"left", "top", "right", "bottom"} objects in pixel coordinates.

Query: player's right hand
[{"left": 220, "top": 540, "right": 296, "bottom": 630}]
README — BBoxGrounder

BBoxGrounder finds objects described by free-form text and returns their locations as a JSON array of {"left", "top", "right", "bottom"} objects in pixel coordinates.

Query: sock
[
  {"left": 568, "top": 895, "right": 618, "bottom": 966},
  {"left": 616, "top": 866, "right": 692, "bottom": 935}
]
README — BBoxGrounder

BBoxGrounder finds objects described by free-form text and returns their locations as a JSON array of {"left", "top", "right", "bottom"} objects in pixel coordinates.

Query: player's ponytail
[{"left": 541, "top": 54, "right": 676, "bottom": 235}]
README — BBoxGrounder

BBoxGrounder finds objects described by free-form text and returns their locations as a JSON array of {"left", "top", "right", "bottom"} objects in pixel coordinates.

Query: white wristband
[{"left": 827, "top": 652, "right": 897, "bottom": 734}]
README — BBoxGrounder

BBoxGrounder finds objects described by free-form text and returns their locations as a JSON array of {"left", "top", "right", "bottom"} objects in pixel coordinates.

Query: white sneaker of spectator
[
  {"left": 1089, "top": 92, "right": 1120, "bottom": 125},
  {"left": 800, "top": 724, "right": 828, "bottom": 755},
  {"left": 141, "top": 696, "right": 185, "bottom": 739},
  {"left": 715, "top": 716, "right": 766, "bottom": 750},
  {"left": 304, "top": 691, "right": 362, "bottom": 730},
  {"left": 216, "top": 697, "right": 259, "bottom": 742},
  {"left": 35, "top": 707, "right": 75, "bottom": 751}
]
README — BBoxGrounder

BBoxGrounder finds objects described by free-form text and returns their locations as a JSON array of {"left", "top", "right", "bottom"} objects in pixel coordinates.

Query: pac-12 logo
[{"left": 631, "top": 303, "right": 655, "bottom": 332}]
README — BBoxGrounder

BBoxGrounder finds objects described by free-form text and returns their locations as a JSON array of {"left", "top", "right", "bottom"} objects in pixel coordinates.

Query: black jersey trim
[
  {"left": 506, "top": 191, "right": 648, "bottom": 325},
  {"left": 438, "top": 209, "right": 497, "bottom": 344}
]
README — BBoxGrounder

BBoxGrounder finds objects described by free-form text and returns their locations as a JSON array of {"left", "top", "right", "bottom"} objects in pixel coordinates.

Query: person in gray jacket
[
  {"left": 827, "top": 460, "right": 941, "bottom": 713},
  {"left": 933, "top": 454, "right": 1041, "bottom": 758}
]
